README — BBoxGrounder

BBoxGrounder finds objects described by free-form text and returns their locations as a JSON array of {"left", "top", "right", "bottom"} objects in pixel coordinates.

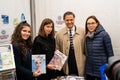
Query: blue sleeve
[{"left": 103, "top": 32, "right": 114, "bottom": 57}]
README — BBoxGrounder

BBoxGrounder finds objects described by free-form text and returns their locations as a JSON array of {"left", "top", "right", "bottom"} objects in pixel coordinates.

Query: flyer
[
  {"left": 49, "top": 50, "right": 67, "bottom": 71},
  {"left": 32, "top": 54, "right": 46, "bottom": 74},
  {"left": 0, "top": 44, "right": 15, "bottom": 71}
]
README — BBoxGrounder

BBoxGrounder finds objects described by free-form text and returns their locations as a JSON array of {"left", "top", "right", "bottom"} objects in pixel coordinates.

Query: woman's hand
[
  {"left": 33, "top": 70, "right": 41, "bottom": 77},
  {"left": 47, "top": 64, "right": 56, "bottom": 70}
]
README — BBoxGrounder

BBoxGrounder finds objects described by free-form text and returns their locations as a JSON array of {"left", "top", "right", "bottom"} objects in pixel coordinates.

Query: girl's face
[
  {"left": 87, "top": 18, "right": 98, "bottom": 32},
  {"left": 21, "top": 26, "right": 31, "bottom": 40},
  {"left": 44, "top": 23, "right": 53, "bottom": 36}
]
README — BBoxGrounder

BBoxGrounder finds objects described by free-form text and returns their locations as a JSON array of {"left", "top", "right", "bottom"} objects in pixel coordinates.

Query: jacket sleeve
[{"left": 103, "top": 32, "right": 114, "bottom": 57}]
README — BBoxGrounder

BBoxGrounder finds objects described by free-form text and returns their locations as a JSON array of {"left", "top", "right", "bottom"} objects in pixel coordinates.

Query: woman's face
[
  {"left": 21, "top": 26, "right": 31, "bottom": 40},
  {"left": 87, "top": 18, "right": 98, "bottom": 32},
  {"left": 44, "top": 23, "right": 53, "bottom": 36}
]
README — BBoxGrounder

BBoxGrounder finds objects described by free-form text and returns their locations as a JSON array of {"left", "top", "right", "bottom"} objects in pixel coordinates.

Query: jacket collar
[{"left": 62, "top": 26, "right": 80, "bottom": 35}]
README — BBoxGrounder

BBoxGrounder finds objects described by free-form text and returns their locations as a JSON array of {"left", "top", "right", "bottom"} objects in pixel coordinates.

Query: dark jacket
[
  {"left": 32, "top": 35, "right": 55, "bottom": 64},
  {"left": 12, "top": 44, "right": 33, "bottom": 80},
  {"left": 32, "top": 35, "right": 65, "bottom": 80},
  {"left": 85, "top": 25, "right": 114, "bottom": 77}
]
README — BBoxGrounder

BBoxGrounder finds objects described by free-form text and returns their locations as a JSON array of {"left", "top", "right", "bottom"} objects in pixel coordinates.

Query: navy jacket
[
  {"left": 85, "top": 25, "right": 114, "bottom": 77},
  {"left": 12, "top": 44, "right": 33, "bottom": 80}
]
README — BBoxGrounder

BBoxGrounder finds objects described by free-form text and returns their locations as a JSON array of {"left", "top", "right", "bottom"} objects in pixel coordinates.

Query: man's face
[{"left": 64, "top": 14, "right": 75, "bottom": 29}]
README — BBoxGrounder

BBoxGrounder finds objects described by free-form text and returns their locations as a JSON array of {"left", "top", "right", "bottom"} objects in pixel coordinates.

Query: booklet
[
  {"left": 49, "top": 50, "right": 67, "bottom": 71},
  {"left": 0, "top": 44, "right": 15, "bottom": 71},
  {"left": 0, "top": 70, "right": 16, "bottom": 80},
  {"left": 32, "top": 54, "right": 46, "bottom": 74},
  {"left": 66, "top": 76, "right": 85, "bottom": 80}
]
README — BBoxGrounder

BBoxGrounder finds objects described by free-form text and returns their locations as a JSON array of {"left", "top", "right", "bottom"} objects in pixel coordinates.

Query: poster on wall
[
  {"left": 0, "top": 44, "right": 15, "bottom": 71},
  {"left": 53, "top": 14, "right": 65, "bottom": 32},
  {"left": 0, "top": 13, "right": 26, "bottom": 43},
  {"left": 0, "top": 27, "right": 9, "bottom": 43},
  {"left": 0, "top": 0, "right": 31, "bottom": 43}
]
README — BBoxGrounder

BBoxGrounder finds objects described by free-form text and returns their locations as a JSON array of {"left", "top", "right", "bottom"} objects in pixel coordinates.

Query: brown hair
[
  {"left": 38, "top": 18, "right": 55, "bottom": 38},
  {"left": 85, "top": 15, "right": 100, "bottom": 34},
  {"left": 11, "top": 21, "right": 32, "bottom": 56}
]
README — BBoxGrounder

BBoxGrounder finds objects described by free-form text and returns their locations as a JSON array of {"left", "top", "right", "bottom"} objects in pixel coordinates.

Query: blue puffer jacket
[{"left": 85, "top": 25, "right": 114, "bottom": 77}]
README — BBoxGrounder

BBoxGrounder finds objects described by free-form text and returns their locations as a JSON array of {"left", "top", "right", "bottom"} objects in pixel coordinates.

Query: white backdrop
[
  {"left": 35, "top": 0, "right": 120, "bottom": 56},
  {"left": 0, "top": 0, "right": 31, "bottom": 44}
]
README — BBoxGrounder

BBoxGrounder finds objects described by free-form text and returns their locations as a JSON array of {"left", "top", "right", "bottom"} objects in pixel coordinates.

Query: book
[
  {"left": 32, "top": 54, "right": 46, "bottom": 74},
  {"left": 0, "top": 74, "right": 2, "bottom": 80},
  {"left": 2, "top": 70, "right": 16, "bottom": 80},
  {"left": 0, "top": 54, "right": 2, "bottom": 69},
  {"left": 0, "top": 69, "right": 16, "bottom": 80},
  {"left": 49, "top": 50, "right": 67, "bottom": 71},
  {"left": 0, "top": 44, "right": 15, "bottom": 71},
  {"left": 66, "top": 76, "right": 85, "bottom": 80}
]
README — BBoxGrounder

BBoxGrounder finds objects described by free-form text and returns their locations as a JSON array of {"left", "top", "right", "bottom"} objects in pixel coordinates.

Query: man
[{"left": 55, "top": 11, "right": 85, "bottom": 76}]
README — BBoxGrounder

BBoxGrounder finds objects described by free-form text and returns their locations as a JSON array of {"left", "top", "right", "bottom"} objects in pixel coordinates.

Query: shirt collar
[
  {"left": 67, "top": 25, "right": 75, "bottom": 31},
  {"left": 67, "top": 26, "right": 75, "bottom": 36}
]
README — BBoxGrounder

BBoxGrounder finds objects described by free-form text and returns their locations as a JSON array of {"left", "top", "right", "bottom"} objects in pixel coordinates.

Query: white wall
[
  {"left": 35, "top": 0, "right": 120, "bottom": 56},
  {"left": 0, "top": 0, "right": 31, "bottom": 44}
]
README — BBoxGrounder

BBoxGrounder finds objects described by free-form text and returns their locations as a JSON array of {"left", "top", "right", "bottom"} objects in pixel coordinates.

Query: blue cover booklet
[{"left": 32, "top": 54, "right": 46, "bottom": 74}]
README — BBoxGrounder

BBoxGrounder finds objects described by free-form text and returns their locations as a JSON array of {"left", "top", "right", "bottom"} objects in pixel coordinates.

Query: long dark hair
[{"left": 11, "top": 21, "right": 32, "bottom": 56}]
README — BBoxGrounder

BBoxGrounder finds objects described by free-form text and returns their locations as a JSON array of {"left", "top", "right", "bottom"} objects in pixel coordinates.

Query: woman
[
  {"left": 85, "top": 15, "right": 114, "bottom": 80},
  {"left": 32, "top": 18, "right": 65, "bottom": 80},
  {"left": 11, "top": 21, "right": 40, "bottom": 80}
]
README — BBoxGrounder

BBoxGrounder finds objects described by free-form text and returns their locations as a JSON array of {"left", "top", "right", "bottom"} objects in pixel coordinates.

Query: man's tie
[
  {"left": 69, "top": 29, "right": 74, "bottom": 49},
  {"left": 68, "top": 29, "right": 78, "bottom": 76}
]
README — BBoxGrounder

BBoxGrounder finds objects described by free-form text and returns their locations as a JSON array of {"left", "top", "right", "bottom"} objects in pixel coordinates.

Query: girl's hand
[
  {"left": 47, "top": 64, "right": 56, "bottom": 70},
  {"left": 33, "top": 70, "right": 41, "bottom": 77}
]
